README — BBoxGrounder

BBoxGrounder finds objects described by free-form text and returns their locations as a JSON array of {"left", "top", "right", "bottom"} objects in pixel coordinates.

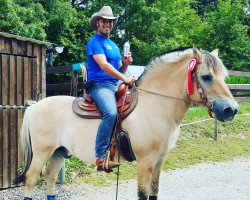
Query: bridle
[
  {"left": 135, "top": 56, "right": 214, "bottom": 118},
  {"left": 190, "top": 74, "right": 213, "bottom": 117}
]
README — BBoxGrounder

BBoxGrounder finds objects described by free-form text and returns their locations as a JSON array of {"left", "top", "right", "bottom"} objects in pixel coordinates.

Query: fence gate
[{"left": 0, "top": 32, "right": 50, "bottom": 189}]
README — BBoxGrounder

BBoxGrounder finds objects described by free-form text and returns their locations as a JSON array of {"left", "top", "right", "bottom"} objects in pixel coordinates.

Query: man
[{"left": 86, "top": 6, "right": 135, "bottom": 171}]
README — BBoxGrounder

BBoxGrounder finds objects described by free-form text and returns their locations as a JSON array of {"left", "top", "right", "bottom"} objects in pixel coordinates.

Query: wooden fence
[
  {"left": 0, "top": 32, "right": 50, "bottom": 189},
  {"left": 227, "top": 70, "right": 250, "bottom": 100},
  {"left": 46, "top": 65, "right": 85, "bottom": 97}
]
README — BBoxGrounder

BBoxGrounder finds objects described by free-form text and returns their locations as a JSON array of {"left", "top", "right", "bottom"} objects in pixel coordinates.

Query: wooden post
[
  {"left": 70, "top": 71, "right": 78, "bottom": 97},
  {"left": 214, "top": 118, "right": 218, "bottom": 141}
]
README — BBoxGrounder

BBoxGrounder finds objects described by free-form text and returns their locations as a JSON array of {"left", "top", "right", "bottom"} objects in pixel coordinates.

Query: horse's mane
[
  {"left": 137, "top": 46, "right": 193, "bottom": 85},
  {"left": 136, "top": 46, "right": 228, "bottom": 85}
]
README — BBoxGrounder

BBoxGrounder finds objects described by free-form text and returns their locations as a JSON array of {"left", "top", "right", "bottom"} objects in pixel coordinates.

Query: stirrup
[{"left": 96, "top": 151, "right": 120, "bottom": 173}]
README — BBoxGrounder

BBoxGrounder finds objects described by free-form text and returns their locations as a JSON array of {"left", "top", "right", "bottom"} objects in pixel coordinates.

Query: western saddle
[{"left": 72, "top": 82, "right": 138, "bottom": 165}]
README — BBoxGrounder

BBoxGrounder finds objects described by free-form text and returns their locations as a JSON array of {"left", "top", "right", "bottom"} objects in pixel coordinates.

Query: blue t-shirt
[{"left": 86, "top": 34, "right": 121, "bottom": 83}]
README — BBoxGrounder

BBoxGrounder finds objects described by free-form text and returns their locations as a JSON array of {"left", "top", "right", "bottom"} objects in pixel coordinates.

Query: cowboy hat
[{"left": 90, "top": 6, "right": 118, "bottom": 30}]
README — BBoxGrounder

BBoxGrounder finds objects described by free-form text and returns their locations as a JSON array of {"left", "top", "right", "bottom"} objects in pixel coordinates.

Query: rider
[{"left": 86, "top": 6, "right": 135, "bottom": 171}]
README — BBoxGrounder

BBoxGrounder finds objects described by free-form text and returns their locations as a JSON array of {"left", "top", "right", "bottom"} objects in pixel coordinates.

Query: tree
[
  {"left": 196, "top": 0, "right": 250, "bottom": 70},
  {"left": 114, "top": 0, "right": 204, "bottom": 65},
  {"left": 0, "top": 0, "right": 46, "bottom": 40},
  {"left": 40, "top": 0, "right": 89, "bottom": 65},
  {"left": 191, "top": 0, "right": 218, "bottom": 17},
  {"left": 0, "top": 0, "right": 249, "bottom": 71}
]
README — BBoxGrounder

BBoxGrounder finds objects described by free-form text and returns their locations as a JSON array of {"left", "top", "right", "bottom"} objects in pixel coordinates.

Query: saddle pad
[
  {"left": 72, "top": 97, "right": 102, "bottom": 119},
  {"left": 72, "top": 86, "right": 138, "bottom": 119}
]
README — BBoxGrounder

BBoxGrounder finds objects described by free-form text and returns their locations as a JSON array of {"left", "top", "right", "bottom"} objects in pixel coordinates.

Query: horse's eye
[{"left": 201, "top": 75, "right": 213, "bottom": 82}]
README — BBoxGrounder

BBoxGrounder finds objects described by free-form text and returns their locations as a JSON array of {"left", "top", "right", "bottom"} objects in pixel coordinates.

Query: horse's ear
[
  {"left": 211, "top": 49, "right": 219, "bottom": 57},
  {"left": 193, "top": 46, "right": 201, "bottom": 57}
]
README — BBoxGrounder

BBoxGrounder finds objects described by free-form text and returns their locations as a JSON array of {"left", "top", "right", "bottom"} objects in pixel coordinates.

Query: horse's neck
[
  {"left": 141, "top": 58, "right": 188, "bottom": 94},
  {"left": 138, "top": 56, "right": 191, "bottom": 124}
]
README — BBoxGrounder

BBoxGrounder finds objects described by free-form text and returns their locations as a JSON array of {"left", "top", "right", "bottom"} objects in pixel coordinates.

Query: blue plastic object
[
  {"left": 72, "top": 62, "right": 86, "bottom": 72},
  {"left": 24, "top": 198, "right": 32, "bottom": 200},
  {"left": 47, "top": 195, "right": 56, "bottom": 200}
]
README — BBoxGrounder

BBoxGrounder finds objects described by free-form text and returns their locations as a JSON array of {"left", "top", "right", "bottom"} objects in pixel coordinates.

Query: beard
[{"left": 98, "top": 27, "right": 112, "bottom": 38}]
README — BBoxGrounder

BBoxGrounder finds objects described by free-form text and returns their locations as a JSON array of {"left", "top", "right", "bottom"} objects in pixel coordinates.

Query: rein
[
  {"left": 136, "top": 87, "right": 187, "bottom": 102},
  {"left": 115, "top": 85, "right": 129, "bottom": 200}
]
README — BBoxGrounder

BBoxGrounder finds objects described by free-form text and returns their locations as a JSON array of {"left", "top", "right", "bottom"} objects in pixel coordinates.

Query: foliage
[
  {"left": 225, "top": 76, "right": 250, "bottom": 84},
  {"left": 195, "top": 0, "right": 250, "bottom": 70},
  {"left": 38, "top": 0, "right": 90, "bottom": 65},
  {"left": 118, "top": 0, "right": 205, "bottom": 64},
  {"left": 0, "top": 0, "right": 46, "bottom": 40},
  {"left": 0, "top": 0, "right": 249, "bottom": 70}
]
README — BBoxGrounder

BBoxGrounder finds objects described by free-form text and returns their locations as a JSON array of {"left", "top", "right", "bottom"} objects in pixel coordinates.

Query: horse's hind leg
[
  {"left": 43, "top": 151, "right": 65, "bottom": 198},
  {"left": 148, "top": 159, "right": 163, "bottom": 200},
  {"left": 24, "top": 151, "right": 50, "bottom": 198}
]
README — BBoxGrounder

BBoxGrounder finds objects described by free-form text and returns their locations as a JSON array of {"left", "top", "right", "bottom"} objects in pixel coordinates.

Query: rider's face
[{"left": 96, "top": 18, "right": 114, "bottom": 37}]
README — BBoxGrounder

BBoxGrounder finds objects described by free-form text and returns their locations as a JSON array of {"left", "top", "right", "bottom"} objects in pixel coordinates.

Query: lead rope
[
  {"left": 115, "top": 134, "right": 121, "bottom": 200},
  {"left": 115, "top": 85, "right": 129, "bottom": 200}
]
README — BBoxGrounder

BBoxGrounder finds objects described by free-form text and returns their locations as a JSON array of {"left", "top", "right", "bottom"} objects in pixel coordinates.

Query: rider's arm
[{"left": 93, "top": 54, "right": 134, "bottom": 84}]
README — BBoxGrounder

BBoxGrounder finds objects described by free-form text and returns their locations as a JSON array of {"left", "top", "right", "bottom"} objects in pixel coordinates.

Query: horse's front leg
[
  {"left": 148, "top": 159, "right": 163, "bottom": 200},
  {"left": 137, "top": 160, "right": 155, "bottom": 200}
]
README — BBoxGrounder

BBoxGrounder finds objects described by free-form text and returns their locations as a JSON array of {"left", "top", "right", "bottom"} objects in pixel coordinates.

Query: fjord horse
[{"left": 14, "top": 47, "right": 239, "bottom": 200}]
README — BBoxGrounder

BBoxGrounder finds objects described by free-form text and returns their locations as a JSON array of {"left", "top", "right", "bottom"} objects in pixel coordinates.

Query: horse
[{"left": 13, "top": 47, "right": 239, "bottom": 200}]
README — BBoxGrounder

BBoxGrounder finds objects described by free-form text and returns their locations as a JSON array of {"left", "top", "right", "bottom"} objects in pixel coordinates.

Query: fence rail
[
  {"left": 227, "top": 70, "right": 250, "bottom": 100},
  {"left": 228, "top": 70, "right": 250, "bottom": 77}
]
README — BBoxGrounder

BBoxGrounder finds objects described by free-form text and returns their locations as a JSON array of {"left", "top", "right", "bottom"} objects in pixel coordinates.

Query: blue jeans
[{"left": 89, "top": 82, "right": 118, "bottom": 159}]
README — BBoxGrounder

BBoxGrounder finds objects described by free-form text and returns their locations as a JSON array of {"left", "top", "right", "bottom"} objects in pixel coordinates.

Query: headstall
[{"left": 188, "top": 57, "right": 213, "bottom": 118}]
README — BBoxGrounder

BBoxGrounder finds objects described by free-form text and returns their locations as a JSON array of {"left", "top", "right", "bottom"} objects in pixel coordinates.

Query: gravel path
[{"left": 0, "top": 157, "right": 249, "bottom": 200}]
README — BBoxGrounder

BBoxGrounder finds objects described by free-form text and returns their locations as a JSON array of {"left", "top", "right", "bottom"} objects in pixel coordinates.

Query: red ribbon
[{"left": 187, "top": 57, "right": 198, "bottom": 95}]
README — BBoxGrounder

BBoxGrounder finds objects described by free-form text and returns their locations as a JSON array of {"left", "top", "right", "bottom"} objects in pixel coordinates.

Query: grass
[
  {"left": 225, "top": 76, "right": 250, "bottom": 84},
  {"left": 63, "top": 102, "right": 250, "bottom": 186}
]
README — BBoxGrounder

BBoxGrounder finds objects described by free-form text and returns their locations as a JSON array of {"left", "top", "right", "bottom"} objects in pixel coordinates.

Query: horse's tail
[{"left": 13, "top": 106, "right": 33, "bottom": 185}]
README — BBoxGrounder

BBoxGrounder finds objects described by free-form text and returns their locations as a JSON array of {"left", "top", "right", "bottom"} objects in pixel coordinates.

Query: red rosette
[{"left": 187, "top": 57, "right": 198, "bottom": 95}]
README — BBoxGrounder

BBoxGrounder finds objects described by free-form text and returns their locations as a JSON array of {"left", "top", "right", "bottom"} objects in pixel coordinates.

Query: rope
[
  {"left": 115, "top": 85, "right": 129, "bottom": 200},
  {"left": 136, "top": 87, "right": 187, "bottom": 102},
  {"left": 180, "top": 113, "right": 250, "bottom": 127},
  {"left": 116, "top": 136, "right": 121, "bottom": 200}
]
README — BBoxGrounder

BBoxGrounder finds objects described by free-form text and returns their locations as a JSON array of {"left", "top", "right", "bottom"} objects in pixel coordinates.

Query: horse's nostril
[
  {"left": 224, "top": 107, "right": 233, "bottom": 115},
  {"left": 233, "top": 109, "right": 238, "bottom": 116}
]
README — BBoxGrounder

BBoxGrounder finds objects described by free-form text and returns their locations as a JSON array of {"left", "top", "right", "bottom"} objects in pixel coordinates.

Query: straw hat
[{"left": 90, "top": 6, "right": 118, "bottom": 30}]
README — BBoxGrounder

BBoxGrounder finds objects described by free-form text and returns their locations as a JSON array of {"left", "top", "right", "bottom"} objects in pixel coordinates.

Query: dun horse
[{"left": 14, "top": 47, "right": 239, "bottom": 200}]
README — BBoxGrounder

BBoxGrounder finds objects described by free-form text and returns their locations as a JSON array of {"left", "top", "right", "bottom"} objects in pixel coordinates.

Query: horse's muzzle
[{"left": 211, "top": 99, "right": 239, "bottom": 122}]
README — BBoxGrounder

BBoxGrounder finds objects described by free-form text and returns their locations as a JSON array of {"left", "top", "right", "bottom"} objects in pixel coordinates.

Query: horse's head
[{"left": 189, "top": 47, "right": 239, "bottom": 122}]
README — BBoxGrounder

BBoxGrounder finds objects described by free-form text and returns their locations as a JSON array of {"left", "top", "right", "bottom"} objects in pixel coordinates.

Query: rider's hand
[
  {"left": 122, "top": 52, "right": 133, "bottom": 66},
  {"left": 123, "top": 76, "right": 136, "bottom": 85}
]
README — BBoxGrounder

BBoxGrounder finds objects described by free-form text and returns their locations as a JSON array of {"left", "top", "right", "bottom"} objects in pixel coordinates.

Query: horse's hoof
[{"left": 47, "top": 195, "right": 56, "bottom": 200}]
